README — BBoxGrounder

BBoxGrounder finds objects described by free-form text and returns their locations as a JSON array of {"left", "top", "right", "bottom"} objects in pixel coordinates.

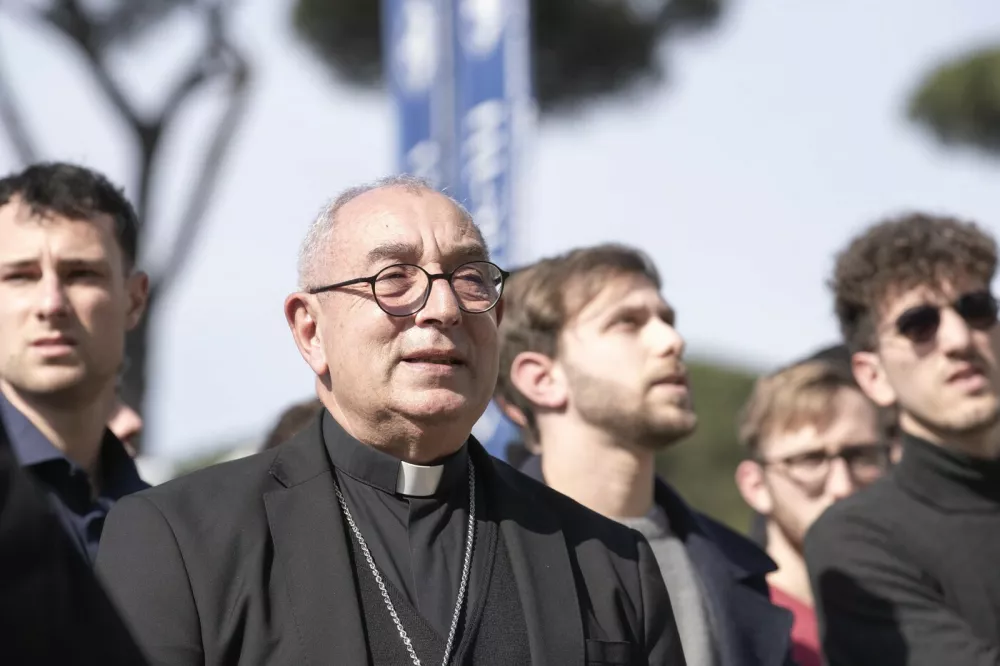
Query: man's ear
[
  {"left": 124, "top": 270, "right": 150, "bottom": 331},
  {"left": 852, "top": 350, "right": 897, "bottom": 407},
  {"left": 285, "top": 292, "right": 328, "bottom": 377},
  {"left": 734, "top": 459, "right": 773, "bottom": 516},
  {"left": 509, "top": 351, "right": 568, "bottom": 411}
]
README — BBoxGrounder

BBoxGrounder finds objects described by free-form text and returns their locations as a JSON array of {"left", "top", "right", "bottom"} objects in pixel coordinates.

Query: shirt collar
[
  {"left": 0, "top": 391, "right": 63, "bottom": 467},
  {"left": 895, "top": 432, "right": 1000, "bottom": 512},
  {"left": 321, "top": 410, "right": 468, "bottom": 498},
  {"left": 0, "top": 391, "right": 147, "bottom": 499}
]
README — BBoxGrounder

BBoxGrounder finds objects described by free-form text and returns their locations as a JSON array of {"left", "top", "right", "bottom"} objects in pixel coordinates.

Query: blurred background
[{"left": 2, "top": 0, "right": 999, "bottom": 532}]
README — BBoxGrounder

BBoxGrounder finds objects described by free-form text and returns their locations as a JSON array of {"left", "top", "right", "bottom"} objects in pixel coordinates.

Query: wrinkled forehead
[{"left": 332, "top": 187, "right": 487, "bottom": 274}]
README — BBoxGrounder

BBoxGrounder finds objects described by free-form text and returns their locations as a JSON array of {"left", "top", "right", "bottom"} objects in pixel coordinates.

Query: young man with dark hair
[
  {"left": 0, "top": 162, "right": 149, "bottom": 565},
  {"left": 499, "top": 243, "right": 794, "bottom": 666},
  {"left": 806, "top": 212, "right": 1000, "bottom": 666}
]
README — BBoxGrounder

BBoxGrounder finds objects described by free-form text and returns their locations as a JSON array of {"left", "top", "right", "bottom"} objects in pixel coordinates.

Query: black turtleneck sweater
[{"left": 804, "top": 433, "right": 1000, "bottom": 666}]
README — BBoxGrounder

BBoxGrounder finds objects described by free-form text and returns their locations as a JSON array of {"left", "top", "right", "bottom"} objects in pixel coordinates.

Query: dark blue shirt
[{"left": 0, "top": 393, "right": 148, "bottom": 565}]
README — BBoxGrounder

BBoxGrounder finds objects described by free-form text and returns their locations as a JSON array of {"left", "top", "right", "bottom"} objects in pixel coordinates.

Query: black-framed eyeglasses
[
  {"left": 895, "top": 290, "right": 998, "bottom": 344},
  {"left": 756, "top": 443, "right": 890, "bottom": 493},
  {"left": 307, "top": 260, "right": 509, "bottom": 317}
]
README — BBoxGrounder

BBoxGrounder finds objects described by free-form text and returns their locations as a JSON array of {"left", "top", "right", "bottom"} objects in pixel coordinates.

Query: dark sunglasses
[{"left": 895, "top": 290, "right": 999, "bottom": 344}]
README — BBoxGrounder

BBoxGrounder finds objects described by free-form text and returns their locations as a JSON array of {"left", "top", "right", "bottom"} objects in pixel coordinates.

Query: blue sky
[{"left": 2, "top": 0, "right": 1000, "bottom": 459}]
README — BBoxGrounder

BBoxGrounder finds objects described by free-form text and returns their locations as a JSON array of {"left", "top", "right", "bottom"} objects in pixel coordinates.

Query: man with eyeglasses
[
  {"left": 95, "top": 176, "right": 684, "bottom": 665},
  {"left": 735, "top": 353, "right": 892, "bottom": 666},
  {"left": 805, "top": 213, "right": 1000, "bottom": 666}
]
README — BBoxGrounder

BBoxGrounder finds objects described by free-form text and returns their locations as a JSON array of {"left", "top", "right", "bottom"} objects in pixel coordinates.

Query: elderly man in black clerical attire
[{"left": 96, "top": 176, "right": 684, "bottom": 666}]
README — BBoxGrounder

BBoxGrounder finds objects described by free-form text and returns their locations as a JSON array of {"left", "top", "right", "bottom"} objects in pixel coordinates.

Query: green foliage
[
  {"left": 292, "top": 0, "right": 723, "bottom": 114},
  {"left": 656, "top": 358, "right": 758, "bottom": 534},
  {"left": 909, "top": 44, "right": 1000, "bottom": 157}
]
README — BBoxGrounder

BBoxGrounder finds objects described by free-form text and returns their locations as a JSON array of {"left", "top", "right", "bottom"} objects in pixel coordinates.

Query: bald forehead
[{"left": 331, "top": 185, "right": 488, "bottom": 272}]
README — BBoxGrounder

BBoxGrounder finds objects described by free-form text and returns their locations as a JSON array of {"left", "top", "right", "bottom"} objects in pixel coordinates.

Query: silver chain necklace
[{"left": 334, "top": 458, "right": 476, "bottom": 666}]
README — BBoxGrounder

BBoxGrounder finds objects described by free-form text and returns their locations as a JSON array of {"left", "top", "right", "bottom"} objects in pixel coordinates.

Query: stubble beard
[
  {"left": 570, "top": 374, "right": 698, "bottom": 451},
  {"left": 911, "top": 394, "right": 1000, "bottom": 445}
]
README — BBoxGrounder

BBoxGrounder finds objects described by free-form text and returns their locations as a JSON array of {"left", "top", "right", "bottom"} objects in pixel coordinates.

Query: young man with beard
[
  {"left": 735, "top": 356, "right": 891, "bottom": 666},
  {"left": 805, "top": 213, "right": 1000, "bottom": 666},
  {"left": 498, "top": 243, "right": 794, "bottom": 666}
]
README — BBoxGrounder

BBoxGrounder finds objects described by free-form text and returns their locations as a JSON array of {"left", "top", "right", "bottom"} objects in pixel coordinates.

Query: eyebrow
[
  {"left": 0, "top": 259, "right": 37, "bottom": 271},
  {"left": 364, "top": 241, "right": 489, "bottom": 268},
  {"left": 0, "top": 257, "right": 110, "bottom": 271},
  {"left": 600, "top": 302, "right": 675, "bottom": 322}
]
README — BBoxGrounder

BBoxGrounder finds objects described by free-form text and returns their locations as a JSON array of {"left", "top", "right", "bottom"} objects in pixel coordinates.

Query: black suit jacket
[
  {"left": 0, "top": 411, "right": 148, "bottom": 665},
  {"left": 95, "top": 415, "right": 685, "bottom": 665},
  {"left": 654, "top": 480, "right": 794, "bottom": 666},
  {"left": 522, "top": 455, "right": 794, "bottom": 666}
]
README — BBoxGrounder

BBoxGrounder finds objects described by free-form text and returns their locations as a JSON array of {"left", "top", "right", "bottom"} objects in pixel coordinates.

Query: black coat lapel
[
  {"left": 263, "top": 420, "right": 368, "bottom": 665},
  {"left": 656, "top": 481, "right": 793, "bottom": 666},
  {"left": 476, "top": 446, "right": 586, "bottom": 665}
]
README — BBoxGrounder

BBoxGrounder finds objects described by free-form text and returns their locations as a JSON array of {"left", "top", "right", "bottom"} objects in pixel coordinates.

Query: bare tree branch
[
  {"left": 151, "top": 59, "right": 250, "bottom": 297},
  {"left": 0, "top": 49, "right": 39, "bottom": 165},
  {"left": 1, "top": 0, "right": 253, "bottom": 448},
  {"left": 40, "top": 0, "right": 148, "bottom": 133},
  {"left": 150, "top": 6, "right": 252, "bottom": 298}
]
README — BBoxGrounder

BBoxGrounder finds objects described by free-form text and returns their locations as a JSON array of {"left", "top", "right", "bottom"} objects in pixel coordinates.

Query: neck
[
  {"left": 901, "top": 412, "right": 1000, "bottom": 460},
  {"left": 764, "top": 520, "right": 813, "bottom": 606},
  {"left": 538, "top": 417, "right": 655, "bottom": 519},
  {"left": 324, "top": 397, "right": 469, "bottom": 465},
  {"left": 0, "top": 381, "right": 111, "bottom": 478}
]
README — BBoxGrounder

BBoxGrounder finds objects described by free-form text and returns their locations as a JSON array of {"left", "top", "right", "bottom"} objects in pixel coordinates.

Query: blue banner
[
  {"left": 453, "top": 0, "right": 532, "bottom": 459},
  {"left": 383, "top": 0, "right": 451, "bottom": 188},
  {"left": 384, "top": 0, "right": 533, "bottom": 460}
]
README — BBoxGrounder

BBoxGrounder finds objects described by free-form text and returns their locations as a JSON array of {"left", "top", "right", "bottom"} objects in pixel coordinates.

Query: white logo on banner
[
  {"left": 459, "top": 0, "right": 507, "bottom": 57},
  {"left": 405, "top": 139, "right": 441, "bottom": 185},
  {"left": 395, "top": 0, "right": 438, "bottom": 94},
  {"left": 463, "top": 100, "right": 507, "bottom": 252}
]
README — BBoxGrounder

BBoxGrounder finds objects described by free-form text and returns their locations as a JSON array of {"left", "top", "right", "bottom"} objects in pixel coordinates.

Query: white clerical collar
[{"left": 395, "top": 460, "right": 445, "bottom": 497}]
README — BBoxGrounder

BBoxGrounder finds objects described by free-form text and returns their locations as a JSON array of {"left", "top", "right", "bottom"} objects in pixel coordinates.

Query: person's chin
[
  {"left": 949, "top": 395, "right": 1000, "bottom": 432},
  {"left": 19, "top": 366, "right": 88, "bottom": 393},
  {"left": 397, "top": 389, "right": 474, "bottom": 421}
]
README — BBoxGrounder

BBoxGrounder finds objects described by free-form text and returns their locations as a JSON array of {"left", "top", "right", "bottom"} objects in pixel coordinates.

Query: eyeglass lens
[
  {"left": 895, "top": 291, "right": 998, "bottom": 343},
  {"left": 374, "top": 262, "right": 503, "bottom": 316},
  {"left": 778, "top": 445, "right": 888, "bottom": 489}
]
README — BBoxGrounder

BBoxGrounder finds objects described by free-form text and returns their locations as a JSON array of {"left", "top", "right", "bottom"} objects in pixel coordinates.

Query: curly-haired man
[{"left": 805, "top": 213, "right": 1000, "bottom": 666}]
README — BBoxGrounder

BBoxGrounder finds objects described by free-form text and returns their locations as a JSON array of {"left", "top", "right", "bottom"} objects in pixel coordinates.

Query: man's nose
[
  {"left": 647, "top": 318, "right": 685, "bottom": 357},
  {"left": 415, "top": 277, "right": 462, "bottom": 327},
  {"left": 825, "top": 456, "right": 857, "bottom": 501},
  {"left": 937, "top": 308, "right": 974, "bottom": 354},
  {"left": 36, "top": 274, "right": 69, "bottom": 319}
]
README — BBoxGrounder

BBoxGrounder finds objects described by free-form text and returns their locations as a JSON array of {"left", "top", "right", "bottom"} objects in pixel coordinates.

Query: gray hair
[{"left": 297, "top": 174, "right": 480, "bottom": 288}]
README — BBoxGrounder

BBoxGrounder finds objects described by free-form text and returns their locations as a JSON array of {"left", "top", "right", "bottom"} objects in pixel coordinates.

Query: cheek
[
  {"left": 774, "top": 485, "right": 829, "bottom": 530},
  {"left": 331, "top": 316, "right": 398, "bottom": 371},
  {"left": 981, "top": 331, "right": 1000, "bottom": 370},
  {"left": 71, "top": 289, "right": 121, "bottom": 327},
  {"left": 881, "top": 354, "right": 927, "bottom": 401},
  {"left": 468, "top": 318, "right": 499, "bottom": 362}
]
